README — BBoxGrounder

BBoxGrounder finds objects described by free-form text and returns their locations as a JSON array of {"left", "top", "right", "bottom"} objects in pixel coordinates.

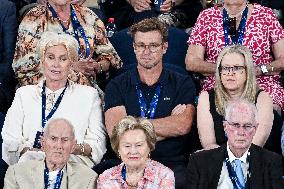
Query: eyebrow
[{"left": 121, "top": 140, "right": 146, "bottom": 144}]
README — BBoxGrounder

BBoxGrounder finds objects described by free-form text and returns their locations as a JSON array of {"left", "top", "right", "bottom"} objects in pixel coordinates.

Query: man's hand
[
  {"left": 171, "top": 104, "right": 187, "bottom": 115},
  {"left": 129, "top": 0, "right": 152, "bottom": 12}
]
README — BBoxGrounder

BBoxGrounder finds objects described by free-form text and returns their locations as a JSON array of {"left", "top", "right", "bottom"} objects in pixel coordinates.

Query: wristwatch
[{"left": 260, "top": 65, "right": 268, "bottom": 74}]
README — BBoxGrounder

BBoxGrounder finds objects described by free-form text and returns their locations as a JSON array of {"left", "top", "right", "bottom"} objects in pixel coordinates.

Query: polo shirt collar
[{"left": 130, "top": 67, "right": 167, "bottom": 86}]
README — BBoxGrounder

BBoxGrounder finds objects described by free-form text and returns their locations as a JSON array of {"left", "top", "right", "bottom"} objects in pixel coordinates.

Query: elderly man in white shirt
[{"left": 186, "top": 99, "right": 283, "bottom": 189}]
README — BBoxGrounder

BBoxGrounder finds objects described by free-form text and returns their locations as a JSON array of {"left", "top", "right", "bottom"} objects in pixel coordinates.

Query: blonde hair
[
  {"left": 111, "top": 116, "right": 157, "bottom": 156},
  {"left": 37, "top": 31, "right": 79, "bottom": 64},
  {"left": 215, "top": 45, "right": 257, "bottom": 115}
]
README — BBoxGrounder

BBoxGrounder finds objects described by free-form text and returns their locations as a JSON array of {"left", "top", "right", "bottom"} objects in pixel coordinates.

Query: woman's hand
[
  {"left": 72, "top": 57, "right": 96, "bottom": 77},
  {"left": 37, "top": 0, "right": 47, "bottom": 4},
  {"left": 129, "top": 0, "right": 152, "bottom": 12},
  {"left": 71, "top": 0, "right": 86, "bottom": 5},
  {"left": 72, "top": 143, "right": 92, "bottom": 156},
  {"left": 160, "top": 0, "right": 173, "bottom": 12},
  {"left": 20, "top": 147, "right": 41, "bottom": 157}
]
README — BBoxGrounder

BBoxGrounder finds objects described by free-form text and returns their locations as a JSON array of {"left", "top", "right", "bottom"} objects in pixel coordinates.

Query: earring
[
  {"left": 148, "top": 153, "right": 150, "bottom": 158},
  {"left": 118, "top": 153, "right": 121, "bottom": 159}
]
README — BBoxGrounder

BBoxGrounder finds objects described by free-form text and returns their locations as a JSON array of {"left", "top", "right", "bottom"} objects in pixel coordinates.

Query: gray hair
[
  {"left": 43, "top": 118, "right": 75, "bottom": 138},
  {"left": 111, "top": 116, "right": 157, "bottom": 156},
  {"left": 37, "top": 31, "right": 79, "bottom": 64},
  {"left": 224, "top": 99, "right": 258, "bottom": 124}
]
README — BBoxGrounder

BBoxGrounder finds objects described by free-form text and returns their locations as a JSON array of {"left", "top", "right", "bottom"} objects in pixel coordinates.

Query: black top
[
  {"left": 208, "top": 90, "right": 263, "bottom": 145},
  {"left": 208, "top": 90, "right": 227, "bottom": 145},
  {"left": 208, "top": 89, "right": 282, "bottom": 154},
  {"left": 105, "top": 68, "right": 196, "bottom": 164}
]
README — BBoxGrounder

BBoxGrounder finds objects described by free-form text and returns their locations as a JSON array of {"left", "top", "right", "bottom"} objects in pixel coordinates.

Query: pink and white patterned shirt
[
  {"left": 188, "top": 4, "right": 284, "bottom": 109},
  {"left": 97, "top": 160, "right": 175, "bottom": 189}
]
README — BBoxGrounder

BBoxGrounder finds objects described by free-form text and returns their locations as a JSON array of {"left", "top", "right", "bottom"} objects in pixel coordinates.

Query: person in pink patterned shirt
[
  {"left": 97, "top": 116, "right": 175, "bottom": 189},
  {"left": 185, "top": 0, "right": 284, "bottom": 115}
]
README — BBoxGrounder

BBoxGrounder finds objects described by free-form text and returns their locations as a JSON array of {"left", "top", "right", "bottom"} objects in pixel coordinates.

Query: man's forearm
[{"left": 151, "top": 105, "right": 195, "bottom": 138}]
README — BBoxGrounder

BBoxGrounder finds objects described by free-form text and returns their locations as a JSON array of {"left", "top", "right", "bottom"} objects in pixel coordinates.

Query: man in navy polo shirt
[{"left": 104, "top": 18, "right": 196, "bottom": 188}]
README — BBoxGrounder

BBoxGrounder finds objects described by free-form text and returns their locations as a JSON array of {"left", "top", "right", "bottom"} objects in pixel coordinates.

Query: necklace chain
[
  {"left": 223, "top": 2, "right": 248, "bottom": 18},
  {"left": 126, "top": 181, "right": 138, "bottom": 188}
]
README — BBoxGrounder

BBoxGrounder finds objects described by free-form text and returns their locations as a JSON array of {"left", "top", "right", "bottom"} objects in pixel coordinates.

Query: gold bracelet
[
  {"left": 80, "top": 143, "right": 85, "bottom": 156},
  {"left": 269, "top": 64, "right": 274, "bottom": 72}
]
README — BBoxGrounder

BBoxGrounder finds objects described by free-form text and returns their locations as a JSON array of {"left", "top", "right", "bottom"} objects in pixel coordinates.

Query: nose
[
  {"left": 142, "top": 45, "right": 151, "bottom": 54},
  {"left": 226, "top": 68, "right": 235, "bottom": 75},
  {"left": 52, "top": 58, "right": 61, "bottom": 68},
  {"left": 236, "top": 126, "right": 246, "bottom": 135},
  {"left": 129, "top": 146, "right": 138, "bottom": 154},
  {"left": 54, "top": 139, "right": 63, "bottom": 149}
]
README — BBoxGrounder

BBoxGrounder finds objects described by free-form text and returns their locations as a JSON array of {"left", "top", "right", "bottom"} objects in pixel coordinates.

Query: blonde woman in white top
[{"left": 2, "top": 32, "right": 106, "bottom": 167}]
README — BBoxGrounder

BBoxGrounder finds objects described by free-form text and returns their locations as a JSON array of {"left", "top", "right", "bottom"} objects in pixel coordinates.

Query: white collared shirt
[{"left": 217, "top": 143, "right": 250, "bottom": 189}]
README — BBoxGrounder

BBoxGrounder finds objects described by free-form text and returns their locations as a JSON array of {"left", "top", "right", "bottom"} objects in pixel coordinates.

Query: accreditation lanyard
[
  {"left": 136, "top": 84, "right": 161, "bottom": 119},
  {"left": 223, "top": 6, "right": 248, "bottom": 46},
  {"left": 33, "top": 81, "right": 68, "bottom": 149},
  {"left": 41, "top": 81, "right": 68, "bottom": 128},
  {"left": 47, "top": 2, "right": 91, "bottom": 58},
  {"left": 44, "top": 162, "right": 64, "bottom": 189},
  {"left": 121, "top": 164, "right": 145, "bottom": 189},
  {"left": 224, "top": 151, "right": 251, "bottom": 189}
]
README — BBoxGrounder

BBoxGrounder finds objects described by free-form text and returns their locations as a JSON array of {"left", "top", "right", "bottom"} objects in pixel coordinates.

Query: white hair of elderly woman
[{"left": 37, "top": 31, "right": 79, "bottom": 64}]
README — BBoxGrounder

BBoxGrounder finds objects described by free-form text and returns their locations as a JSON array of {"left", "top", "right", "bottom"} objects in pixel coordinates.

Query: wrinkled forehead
[
  {"left": 46, "top": 122, "right": 74, "bottom": 138},
  {"left": 228, "top": 106, "right": 255, "bottom": 124}
]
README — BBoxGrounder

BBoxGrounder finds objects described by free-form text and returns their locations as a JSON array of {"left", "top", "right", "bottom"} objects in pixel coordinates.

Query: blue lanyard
[
  {"left": 223, "top": 6, "right": 248, "bottom": 46},
  {"left": 136, "top": 84, "right": 161, "bottom": 119},
  {"left": 44, "top": 162, "right": 64, "bottom": 189},
  {"left": 121, "top": 164, "right": 145, "bottom": 189},
  {"left": 41, "top": 81, "right": 68, "bottom": 129},
  {"left": 47, "top": 2, "right": 91, "bottom": 58},
  {"left": 225, "top": 150, "right": 251, "bottom": 189}
]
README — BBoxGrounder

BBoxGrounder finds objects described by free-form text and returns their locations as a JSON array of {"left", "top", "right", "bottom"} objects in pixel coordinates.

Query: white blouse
[{"left": 1, "top": 80, "right": 106, "bottom": 166}]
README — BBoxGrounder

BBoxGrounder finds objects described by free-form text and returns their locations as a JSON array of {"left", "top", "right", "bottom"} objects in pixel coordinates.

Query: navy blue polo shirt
[{"left": 105, "top": 68, "right": 196, "bottom": 164}]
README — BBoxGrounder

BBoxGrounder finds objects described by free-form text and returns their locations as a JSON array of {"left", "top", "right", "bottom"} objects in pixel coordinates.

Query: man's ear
[
  {"left": 162, "top": 42, "right": 168, "bottom": 54},
  {"left": 223, "top": 121, "right": 228, "bottom": 134}
]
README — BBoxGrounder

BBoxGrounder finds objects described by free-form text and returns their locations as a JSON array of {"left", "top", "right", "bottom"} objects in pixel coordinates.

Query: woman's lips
[{"left": 51, "top": 70, "right": 61, "bottom": 74}]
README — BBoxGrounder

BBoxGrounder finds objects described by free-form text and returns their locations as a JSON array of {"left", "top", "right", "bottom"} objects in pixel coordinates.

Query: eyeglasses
[
  {"left": 133, "top": 42, "right": 163, "bottom": 53},
  {"left": 226, "top": 121, "right": 256, "bottom": 131},
  {"left": 220, "top": 65, "right": 246, "bottom": 75}
]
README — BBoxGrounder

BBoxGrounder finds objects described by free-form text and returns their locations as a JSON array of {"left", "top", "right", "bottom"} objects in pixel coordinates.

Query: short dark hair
[{"left": 128, "top": 18, "right": 168, "bottom": 42}]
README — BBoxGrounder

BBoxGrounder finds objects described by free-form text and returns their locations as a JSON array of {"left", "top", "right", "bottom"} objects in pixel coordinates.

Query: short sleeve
[
  {"left": 266, "top": 8, "right": 284, "bottom": 44},
  {"left": 174, "top": 76, "right": 196, "bottom": 106},
  {"left": 104, "top": 80, "right": 124, "bottom": 112},
  {"left": 187, "top": 10, "right": 208, "bottom": 47}
]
